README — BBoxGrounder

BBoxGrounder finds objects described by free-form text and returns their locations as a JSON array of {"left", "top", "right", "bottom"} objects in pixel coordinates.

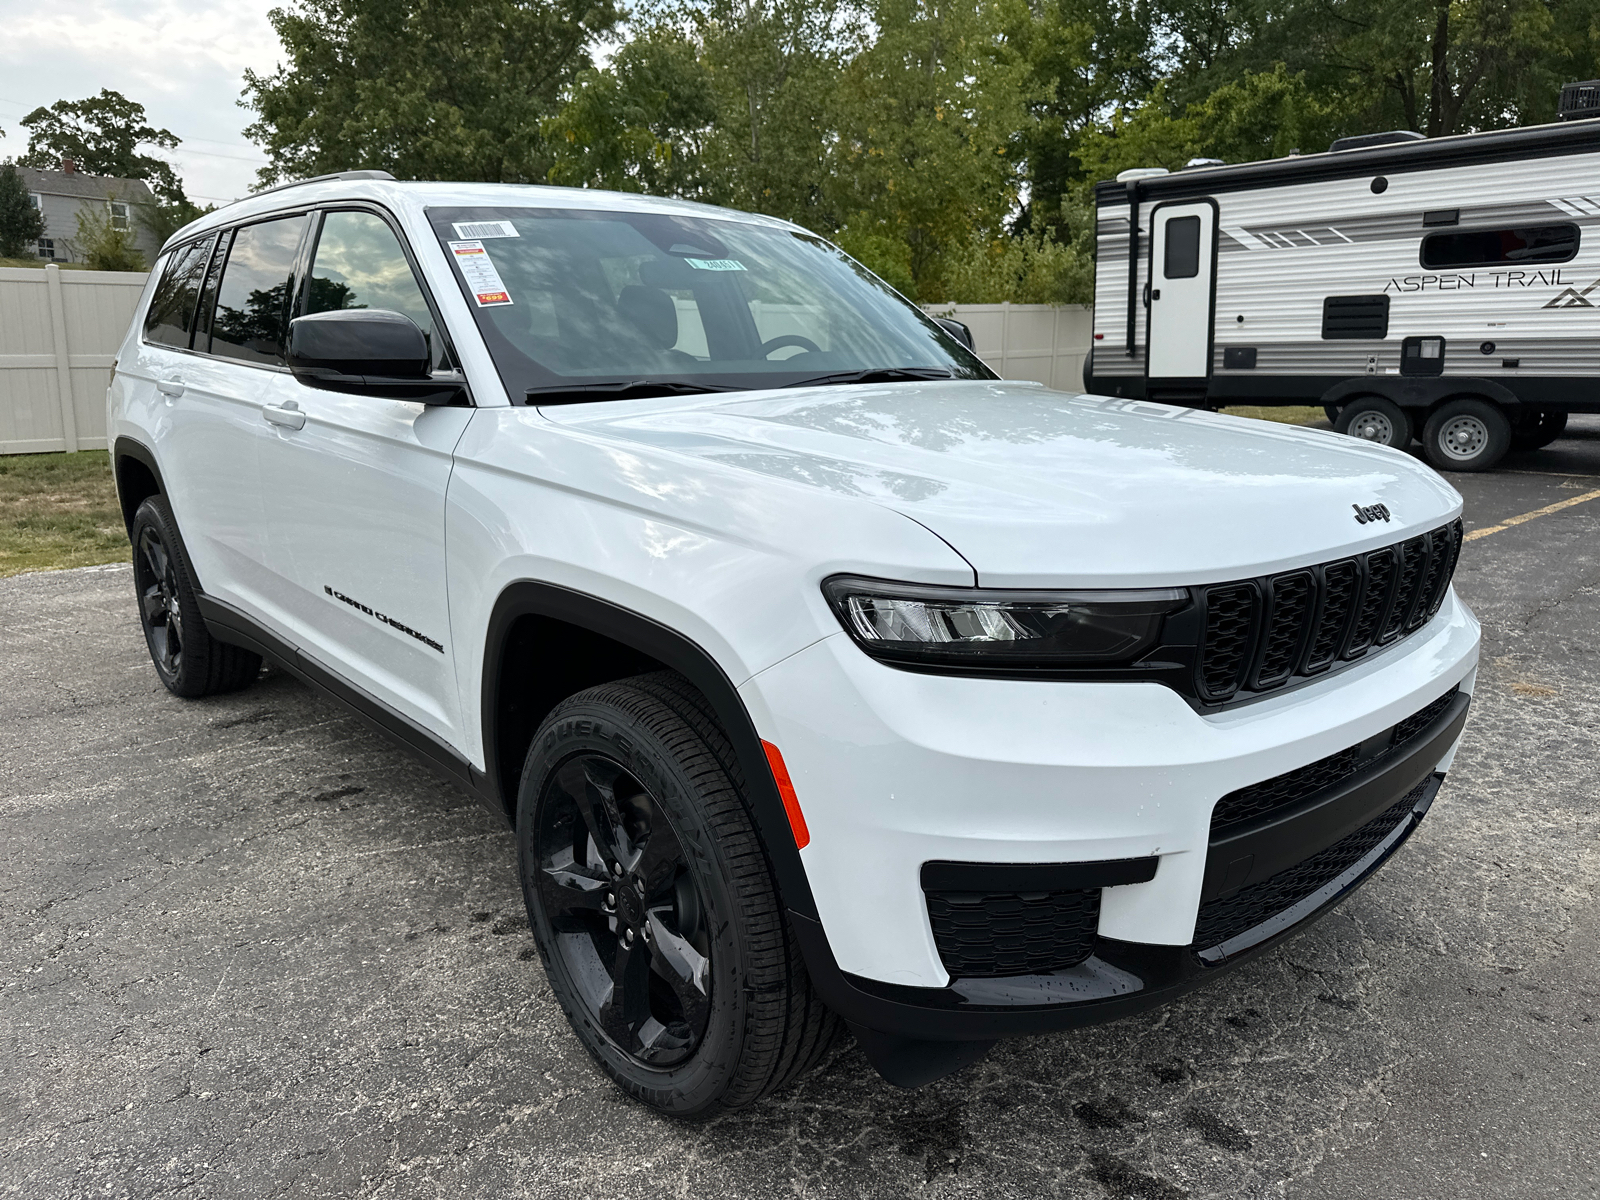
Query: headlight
[{"left": 822, "top": 576, "right": 1191, "bottom": 669}]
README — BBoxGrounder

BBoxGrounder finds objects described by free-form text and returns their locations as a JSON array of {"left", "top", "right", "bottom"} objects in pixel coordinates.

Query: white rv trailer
[{"left": 1085, "top": 109, "right": 1600, "bottom": 471}]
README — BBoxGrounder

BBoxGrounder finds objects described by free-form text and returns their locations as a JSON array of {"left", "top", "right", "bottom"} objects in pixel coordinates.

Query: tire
[
  {"left": 1421, "top": 397, "right": 1512, "bottom": 472},
  {"left": 130, "top": 496, "right": 262, "bottom": 697},
  {"left": 1323, "top": 403, "right": 1341, "bottom": 425},
  {"left": 1510, "top": 409, "right": 1568, "bottom": 452},
  {"left": 516, "top": 671, "right": 838, "bottom": 1117},
  {"left": 1334, "top": 396, "right": 1412, "bottom": 448}
]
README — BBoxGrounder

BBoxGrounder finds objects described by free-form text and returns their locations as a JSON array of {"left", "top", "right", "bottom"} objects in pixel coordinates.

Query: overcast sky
[{"left": 0, "top": 0, "right": 285, "bottom": 204}]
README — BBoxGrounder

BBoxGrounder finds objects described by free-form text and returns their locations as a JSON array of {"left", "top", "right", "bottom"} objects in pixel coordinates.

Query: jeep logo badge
[{"left": 1352, "top": 502, "right": 1392, "bottom": 525}]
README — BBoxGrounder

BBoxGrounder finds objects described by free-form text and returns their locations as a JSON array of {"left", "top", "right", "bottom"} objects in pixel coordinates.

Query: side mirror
[
  {"left": 287, "top": 309, "right": 464, "bottom": 404},
  {"left": 932, "top": 316, "right": 974, "bottom": 351}
]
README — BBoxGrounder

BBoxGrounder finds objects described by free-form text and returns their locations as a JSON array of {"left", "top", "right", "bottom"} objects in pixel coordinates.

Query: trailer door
[{"left": 1146, "top": 200, "right": 1217, "bottom": 383}]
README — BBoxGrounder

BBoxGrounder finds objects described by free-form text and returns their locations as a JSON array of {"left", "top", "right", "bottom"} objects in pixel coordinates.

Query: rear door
[
  {"left": 253, "top": 206, "right": 473, "bottom": 744},
  {"left": 1146, "top": 200, "right": 1218, "bottom": 383},
  {"left": 161, "top": 214, "right": 311, "bottom": 613}
]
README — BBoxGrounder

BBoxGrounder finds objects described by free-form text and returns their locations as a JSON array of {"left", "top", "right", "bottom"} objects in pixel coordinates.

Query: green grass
[
  {"left": 0, "top": 257, "right": 95, "bottom": 270},
  {"left": 1217, "top": 405, "right": 1328, "bottom": 427},
  {"left": 0, "top": 451, "right": 129, "bottom": 577}
]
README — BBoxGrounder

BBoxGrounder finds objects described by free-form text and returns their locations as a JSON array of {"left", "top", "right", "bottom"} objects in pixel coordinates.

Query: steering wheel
[{"left": 760, "top": 334, "right": 822, "bottom": 358}]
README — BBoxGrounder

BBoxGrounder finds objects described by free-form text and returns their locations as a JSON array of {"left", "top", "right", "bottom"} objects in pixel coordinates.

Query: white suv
[{"left": 108, "top": 173, "right": 1479, "bottom": 1116}]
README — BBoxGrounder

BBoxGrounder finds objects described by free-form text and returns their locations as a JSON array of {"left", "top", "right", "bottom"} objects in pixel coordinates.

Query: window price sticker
[
  {"left": 685, "top": 258, "right": 746, "bottom": 272},
  {"left": 448, "top": 240, "right": 514, "bottom": 306}
]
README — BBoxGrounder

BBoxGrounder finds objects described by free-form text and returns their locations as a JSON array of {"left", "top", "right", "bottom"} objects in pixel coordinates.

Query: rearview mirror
[{"left": 287, "top": 309, "right": 464, "bottom": 404}]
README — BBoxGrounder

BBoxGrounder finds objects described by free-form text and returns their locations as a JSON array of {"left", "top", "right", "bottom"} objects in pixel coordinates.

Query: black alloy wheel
[
  {"left": 533, "top": 752, "right": 713, "bottom": 1065},
  {"left": 129, "top": 495, "right": 262, "bottom": 697},
  {"left": 516, "top": 672, "right": 838, "bottom": 1117},
  {"left": 135, "top": 523, "right": 186, "bottom": 681}
]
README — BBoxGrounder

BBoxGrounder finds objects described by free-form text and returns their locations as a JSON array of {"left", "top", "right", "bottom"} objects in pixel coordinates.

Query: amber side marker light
[{"left": 761, "top": 740, "right": 811, "bottom": 850}]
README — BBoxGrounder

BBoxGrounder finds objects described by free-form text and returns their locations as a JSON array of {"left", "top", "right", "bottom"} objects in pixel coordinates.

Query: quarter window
[
  {"left": 304, "top": 210, "right": 437, "bottom": 356},
  {"left": 206, "top": 215, "right": 310, "bottom": 365},
  {"left": 1421, "top": 224, "right": 1579, "bottom": 269},
  {"left": 142, "top": 236, "right": 214, "bottom": 348}
]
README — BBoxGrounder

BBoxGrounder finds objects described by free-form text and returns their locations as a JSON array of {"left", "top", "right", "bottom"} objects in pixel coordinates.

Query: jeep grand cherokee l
[{"left": 108, "top": 171, "right": 1478, "bottom": 1116}]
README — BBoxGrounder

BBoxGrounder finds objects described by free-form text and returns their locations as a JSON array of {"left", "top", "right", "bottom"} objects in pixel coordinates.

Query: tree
[
  {"left": 19, "top": 90, "right": 186, "bottom": 202},
  {"left": 0, "top": 161, "right": 46, "bottom": 259},
  {"left": 70, "top": 196, "right": 145, "bottom": 271},
  {"left": 243, "top": 0, "right": 625, "bottom": 186},
  {"left": 136, "top": 196, "right": 213, "bottom": 247}
]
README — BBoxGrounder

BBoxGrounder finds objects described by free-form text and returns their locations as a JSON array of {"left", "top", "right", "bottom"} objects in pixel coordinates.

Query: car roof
[{"left": 164, "top": 178, "right": 804, "bottom": 254}]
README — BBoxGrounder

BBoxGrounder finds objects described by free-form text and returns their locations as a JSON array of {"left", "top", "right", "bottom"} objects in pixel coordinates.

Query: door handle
[
  {"left": 1151, "top": 288, "right": 1162, "bottom": 301},
  {"left": 262, "top": 400, "right": 306, "bottom": 430},
  {"left": 156, "top": 378, "right": 184, "bottom": 397}
]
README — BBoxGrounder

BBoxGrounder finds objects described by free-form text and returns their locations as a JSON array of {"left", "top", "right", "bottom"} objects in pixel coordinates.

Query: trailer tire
[
  {"left": 1510, "top": 409, "right": 1567, "bottom": 452},
  {"left": 1323, "top": 404, "right": 1340, "bottom": 425},
  {"left": 1421, "top": 398, "right": 1511, "bottom": 473},
  {"left": 1335, "top": 397, "right": 1412, "bottom": 448}
]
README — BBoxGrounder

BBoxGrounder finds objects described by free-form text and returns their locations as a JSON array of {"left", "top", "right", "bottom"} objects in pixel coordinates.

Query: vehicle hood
[{"left": 540, "top": 381, "right": 1463, "bottom": 587}]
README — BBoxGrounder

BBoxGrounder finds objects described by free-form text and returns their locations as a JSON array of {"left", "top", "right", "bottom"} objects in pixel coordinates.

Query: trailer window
[
  {"left": 1163, "top": 216, "right": 1202, "bottom": 279},
  {"left": 1421, "top": 224, "right": 1578, "bottom": 269}
]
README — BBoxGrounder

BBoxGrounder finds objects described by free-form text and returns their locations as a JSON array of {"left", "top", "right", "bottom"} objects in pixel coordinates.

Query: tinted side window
[
  {"left": 304, "top": 211, "right": 436, "bottom": 353},
  {"left": 192, "top": 230, "right": 230, "bottom": 352},
  {"left": 1163, "top": 215, "right": 1201, "bottom": 279},
  {"left": 1421, "top": 224, "right": 1579, "bottom": 269},
  {"left": 142, "top": 236, "right": 213, "bottom": 348},
  {"left": 209, "top": 215, "right": 310, "bottom": 365}
]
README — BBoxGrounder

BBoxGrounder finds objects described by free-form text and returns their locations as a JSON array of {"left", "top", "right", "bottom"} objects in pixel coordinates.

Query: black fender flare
[
  {"left": 480, "top": 580, "right": 820, "bottom": 921},
  {"left": 1321, "top": 376, "right": 1523, "bottom": 413},
  {"left": 111, "top": 435, "right": 168, "bottom": 534}
]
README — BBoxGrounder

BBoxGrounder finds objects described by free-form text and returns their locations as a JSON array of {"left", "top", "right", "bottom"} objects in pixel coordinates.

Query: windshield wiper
[
  {"left": 783, "top": 367, "right": 954, "bottom": 389},
  {"left": 525, "top": 380, "right": 736, "bottom": 405}
]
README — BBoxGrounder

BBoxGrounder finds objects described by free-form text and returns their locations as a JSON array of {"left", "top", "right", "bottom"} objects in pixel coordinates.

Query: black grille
[
  {"left": 925, "top": 888, "right": 1100, "bottom": 977},
  {"left": 1193, "top": 784, "right": 1425, "bottom": 950},
  {"left": 1196, "top": 520, "right": 1462, "bottom": 704},
  {"left": 1198, "top": 584, "right": 1257, "bottom": 699},
  {"left": 1252, "top": 572, "right": 1314, "bottom": 689},
  {"left": 1211, "top": 687, "right": 1459, "bottom": 833}
]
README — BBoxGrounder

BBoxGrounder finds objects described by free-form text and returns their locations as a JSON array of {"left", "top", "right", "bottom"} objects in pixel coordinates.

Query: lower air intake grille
[
  {"left": 925, "top": 888, "right": 1100, "bottom": 978},
  {"left": 1192, "top": 783, "right": 1426, "bottom": 951}
]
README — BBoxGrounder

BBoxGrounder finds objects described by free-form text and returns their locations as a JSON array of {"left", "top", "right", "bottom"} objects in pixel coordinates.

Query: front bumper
[{"left": 738, "top": 588, "right": 1478, "bottom": 1046}]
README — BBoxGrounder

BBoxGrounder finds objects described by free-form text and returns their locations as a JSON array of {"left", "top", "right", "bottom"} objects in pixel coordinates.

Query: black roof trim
[{"left": 1094, "top": 120, "right": 1600, "bottom": 204}]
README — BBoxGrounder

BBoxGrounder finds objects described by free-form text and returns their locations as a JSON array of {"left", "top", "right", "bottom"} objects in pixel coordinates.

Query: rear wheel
[
  {"left": 130, "top": 496, "right": 261, "bottom": 697},
  {"left": 1335, "top": 396, "right": 1412, "bottom": 448},
  {"left": 516, "top": 672, "right": 838, "bottom": 1117},
  {"left": 1510, "top": 409, "right": 1567, "bottom": 451},
  {"left": 1422, "top": 397, "right": 1511, "bottom": 472}
]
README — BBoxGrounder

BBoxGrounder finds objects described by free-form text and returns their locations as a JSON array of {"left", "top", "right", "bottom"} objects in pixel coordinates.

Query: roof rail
[{"left": 249, "top": 169, "right": 398, "bottom": 199}]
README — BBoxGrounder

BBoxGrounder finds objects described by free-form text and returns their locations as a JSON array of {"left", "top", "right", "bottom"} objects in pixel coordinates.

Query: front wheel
[
  {"left": 1335, "top": 396, "right": 1412, "bottom": 447},
  {"left": 516, "top": 672, "right": 837, "bottom": 1117},
  {"left": 1421, "top": 397, "right": 1511, "bottom": 472}
]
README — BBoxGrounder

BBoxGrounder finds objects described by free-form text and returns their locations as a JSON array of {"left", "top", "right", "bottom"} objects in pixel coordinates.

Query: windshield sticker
[
  {"left": 452, "top": 220, "right": 520, "bottom": 240},
  {"left": 684, "top": 257, "right": 746, "bottom": 272},
  {"left": 448, "top": 240, "right": 514, "bottom": 306}
]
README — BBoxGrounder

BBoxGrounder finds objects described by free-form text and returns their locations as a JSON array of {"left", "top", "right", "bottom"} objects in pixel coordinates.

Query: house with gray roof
[{"left": 18, "top": 160, "right": 162, "bottom": 267}]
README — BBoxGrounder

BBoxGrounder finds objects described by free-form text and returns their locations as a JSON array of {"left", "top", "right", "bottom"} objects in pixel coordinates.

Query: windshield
[{"left": 425, "top": 205, "right": 992, "bottom": 402}]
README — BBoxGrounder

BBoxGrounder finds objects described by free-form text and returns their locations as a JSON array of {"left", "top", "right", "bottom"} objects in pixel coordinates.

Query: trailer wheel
[
  {"left": 1323, "top": 404, "right": 1341, "bottom": 425},
  {"left": 1421, "top": 398, "right": 1511, "bottom": 472},
  {"left": 1335, "top": 397, "right": 1412, "bottom": 448},
  {"left": 1510, "top": 409, "right": 1567, "bottom": 452}
]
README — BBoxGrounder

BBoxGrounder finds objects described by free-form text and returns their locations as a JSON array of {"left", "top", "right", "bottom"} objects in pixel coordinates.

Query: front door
[
  {"left": 255, "top": 207, "right": 473, "bottom": 745},
  {"left": 1146, "top": 201, "right": 1217, "bottom": 382}
]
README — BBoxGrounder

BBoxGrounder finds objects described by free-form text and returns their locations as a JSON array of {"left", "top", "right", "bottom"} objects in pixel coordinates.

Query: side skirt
[{"left": 195, "top": 593, "right": 503, "bottom": 822}]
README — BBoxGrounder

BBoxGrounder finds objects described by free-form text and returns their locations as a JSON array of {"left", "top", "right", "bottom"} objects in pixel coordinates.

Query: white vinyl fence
[
  {"left": 0, "top": 265, "right": 149, "bottom": 455},
  {"left": 926, "top": 303, "right": 1093, "bottom": 393},
  {"left": 0, "top": 270, "right": 1094, "bottom": 457}
]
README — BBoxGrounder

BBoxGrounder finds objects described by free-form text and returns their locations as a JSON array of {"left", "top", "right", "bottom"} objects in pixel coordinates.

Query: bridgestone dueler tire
[
  {"left": 516, "top": 671, "right": 839, "bottom": 1117},
  {"left": 130, "top": 496, "right": 262, "bottom": 698}
]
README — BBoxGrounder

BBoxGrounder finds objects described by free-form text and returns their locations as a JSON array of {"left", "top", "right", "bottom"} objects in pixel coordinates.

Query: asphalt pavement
[{"left": 3, "top": 418, "right": 1598, "bottom": 1199}]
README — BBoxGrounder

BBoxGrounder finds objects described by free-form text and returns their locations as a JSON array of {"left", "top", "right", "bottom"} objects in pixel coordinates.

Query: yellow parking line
[{"left": 1464, "top": 488, "right": 1600, "bottom": 541}]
